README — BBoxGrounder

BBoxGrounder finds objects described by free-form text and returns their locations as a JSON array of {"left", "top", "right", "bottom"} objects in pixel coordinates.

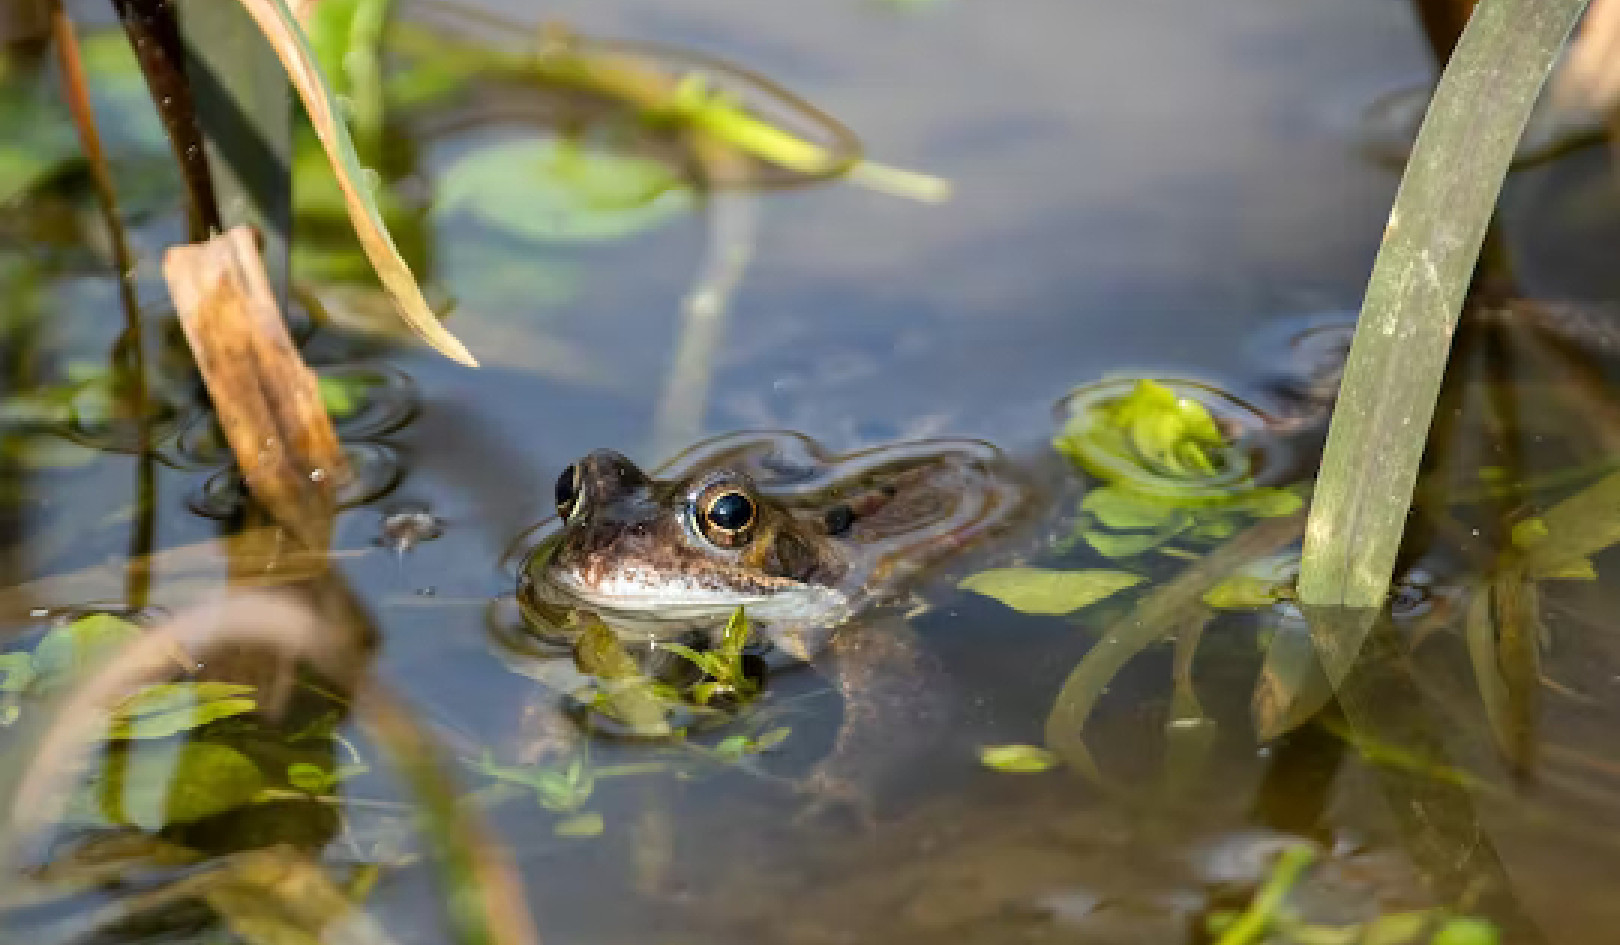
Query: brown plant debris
[{"left": 163, "top": 228, "right": 348, "bottom": 549}]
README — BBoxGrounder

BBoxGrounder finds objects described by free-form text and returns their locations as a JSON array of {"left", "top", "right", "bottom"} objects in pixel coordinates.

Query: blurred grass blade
[
  {"left": 357, "top": 682, "right": 541, "bottom": 945},
  {"left": 1296, "top": 0, "right": 1588, "bottom": 610},
  {"left": 1045, "top": 513, "right": 1304, "bottom": 781},
  {"left": 235, "top": 0, "right": 479, "bottom": 367}
]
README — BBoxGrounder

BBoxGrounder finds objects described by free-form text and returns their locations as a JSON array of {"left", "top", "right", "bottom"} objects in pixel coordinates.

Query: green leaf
[
  {"left": 1190, "top": 517, "right": 1239, "bottom": 540},
  {"left": 0, "top": 653, "right": 35, "bottom": 694},
  {"left": 317, "top": 372, "right": 380, "bottom": 419},
  {"left": 96, "top": 741, "right": 267, "bottom": 830},
  {"left": 752, "top": 726, "right": 791, "bottom": 751},
  {"left": 1541, "top": 556, "right": 1597, "bottom": 580},
  {"left": 1082, "top": 485, "right": 1181, "bottom": 529},
  {"left": 959, "top": 567, "right": 1142, "bottom": 615},
  {"left": 1203, "top": 575, "right": 1285, "bottom": 610},
  {"left": 474, "top": 752, "right": 594, "bottom": 812},
  {"left": 1429, "top": 917, "right": 1500, "bottom": 945},
  {"left": 553, "top": 811, "right": 604, "bottom": 838},
  {"left": 31, "top": 614, "right": 143, "bottom": 688},
  {"left": 1510, "top": 516, "right": 1549, "bottom": 550},
  {"left": 1082, "top": 528, "right": 1176, "bottom": 559},
  {"left": 1241, "top": 487, "right": 1305, "bottom": 518},
  {"left": 433, "top": 137, "right": 693, "bottom": 243},
  {"left": 1359, "top": 911, "right": 1434, "bottom": 945},
  {"left": 109, "top": 682, "right": 258, "bottom": 740},
  {"left": 288, "top": 761, "right": 336, "bottom": 794},
  {"left": 978, "top": 744, "right": 1059, "bottom": 773},
  {"left": 713, "top": 735, "right": 749, "bottom": 761}
]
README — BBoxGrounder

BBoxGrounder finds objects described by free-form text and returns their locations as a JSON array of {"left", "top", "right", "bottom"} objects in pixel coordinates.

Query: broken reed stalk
[
  {"left": 163, "top": 228, "right": 348, "bottom": 550},
  {"left": 1295, "top": 0, "right": 1589, "bottom": 612}
]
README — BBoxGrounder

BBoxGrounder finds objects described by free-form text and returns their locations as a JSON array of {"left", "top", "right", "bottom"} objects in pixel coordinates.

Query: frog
[{"left": 515, "top": 430, "right": 1030, "bottom": 815}]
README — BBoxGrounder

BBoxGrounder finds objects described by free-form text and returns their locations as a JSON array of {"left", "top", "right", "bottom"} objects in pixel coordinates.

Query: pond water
[{"left": 7, "top": 0, "right": 1620, "bottom": 942}]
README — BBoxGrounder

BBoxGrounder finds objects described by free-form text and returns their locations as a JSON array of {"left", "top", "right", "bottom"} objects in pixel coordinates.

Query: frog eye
[
  {"left": 696, "top": 484, "right": 757, "bottom": 547},
  {"left": 555, "top": 464, "right": 581, "bottom": 520}
]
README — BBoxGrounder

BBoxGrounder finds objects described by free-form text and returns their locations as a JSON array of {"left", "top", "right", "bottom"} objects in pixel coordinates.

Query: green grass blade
[{"left": 1296, "top": 0, "right": 1588, "bottom": 610}]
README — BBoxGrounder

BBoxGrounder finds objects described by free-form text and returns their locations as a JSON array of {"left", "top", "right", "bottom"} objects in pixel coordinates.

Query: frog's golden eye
[
  {"left": 555, "top": 464, "right": 581, "bottom": 520},
  {"left": 695, "top": 484, "right": 757, "bottom": 548}
]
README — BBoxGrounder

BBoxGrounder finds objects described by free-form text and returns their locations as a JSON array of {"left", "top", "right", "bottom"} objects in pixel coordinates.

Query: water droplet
[{"left": 381, "top": 504, "right": 443, "bottom": 554}]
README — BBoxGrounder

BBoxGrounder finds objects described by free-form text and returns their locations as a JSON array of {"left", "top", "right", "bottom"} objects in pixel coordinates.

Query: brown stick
[{"left": 163, "top": 229, "right": 348, "bottom": 550}]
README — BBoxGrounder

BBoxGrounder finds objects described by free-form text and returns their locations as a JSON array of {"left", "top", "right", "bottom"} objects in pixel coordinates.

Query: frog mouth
[{"left": 534, "top": 565, "right": 851, "bottom": 631}]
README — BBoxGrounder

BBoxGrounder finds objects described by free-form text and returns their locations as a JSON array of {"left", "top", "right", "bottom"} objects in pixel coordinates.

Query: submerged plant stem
[
  {"left": 1212, "top": 844, "right": 1317, "bottom": 945},
  {"left": 650, "top": 167, "right": 756, "bottom": 459},
  {"left": 49, "top": 1, "right": 155, "bottom": 606},
  {"left": 1296, "top": 0, "right": 1589, "bottom": 610}
]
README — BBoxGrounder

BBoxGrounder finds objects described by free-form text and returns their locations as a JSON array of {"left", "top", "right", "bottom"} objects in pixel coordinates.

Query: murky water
[{"left": 8, "top": 0, "right": 1620, "bottom": 942}]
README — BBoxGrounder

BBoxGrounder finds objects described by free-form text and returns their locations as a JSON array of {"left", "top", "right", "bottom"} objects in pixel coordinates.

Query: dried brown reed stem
[{"left": 164, "top": 228, "right": 349, "bottom": 549}]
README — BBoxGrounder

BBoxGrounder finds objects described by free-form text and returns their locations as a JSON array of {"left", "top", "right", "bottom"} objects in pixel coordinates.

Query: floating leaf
[
  {"left": 474, "top": 752, "right": 594, "bottom": 812},
  {"left": 1430, "top": 917, "right": 1500, "bottom": 945},
  {"left": 1240, "top": 487, "right": 1304, "bottom": 518},
  {"left": 1510, "top": 516, "right": 1549, "bottom": 549},
  {"left": 959, "top": 567, "right": 1142, "bottom": 615},
  {"left": 1190, "top": 517, "right": 1239, "bottom": 540},
  {"left": 30, "top": 614, "right": 143, "bottom": 688},
  {"left": 553, "top": 811, "right": 604, "bottom": 838},
  {"left": 434, "top": 137, "right": 693, "bottom": 243},
  {"left": 317, "top": 372, "right": 378, "bottom": 419},
  {"left": 1082, "top": 528, "right": 1178, "bottom": 559},
  {"left": 1541, "top": 557, "right": 1597, "bottom": 580},
  {"left": 978, "top": 744, "right": 1059, "bottom": 774},
  {"left": 96, "top": 741, "right": 268, "bottom": 830},
  {"left": 1082, "top": 485, "right": 1182, "bottom": 530},
  {"left": 0, "top": 653, "right": 35, "bottom": 693},
  {"left": 752, "top": 726, "right": 790, "bottom": 751},
  {"left": 1203, "top": 574, "right": 1285, "bottom": 610},
  {"left": 1359, "top": 911, "right": 1433, "bottom": 945},
  {"left": 288, "top": 759, "right": 367, "bottom": 793},
  {"left": 1055, "top": 378, "right": 1263, "bottom": 509},
  {"left": 110, "top": 683, "right": 258, "bottom": 740},
  {"left": 288, "top": 761, "right": 334, "bottom": 793}
]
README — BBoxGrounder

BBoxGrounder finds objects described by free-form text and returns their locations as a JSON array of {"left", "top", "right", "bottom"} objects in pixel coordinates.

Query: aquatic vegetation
[
  {"left": 433, "top": 137, "right": 694, "bottom": 243},
  {"left": 977, "top": 743, "right": 1059, "bottom": 774},
  {"left": 1298, "top": 0, "right": 1589, "bottom": 611},
  {"left": 1204, "top": 843, "right": 1503, "bottom": 945},
  {"left": 660, "top": 606, "right": 759, "bottom": 707},
  {"left": 1055, "top": 379, "right": 1303, "bottom": 560},
  {"left": 958, "top": 566, "right": 1142, "bottom": 615}
]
